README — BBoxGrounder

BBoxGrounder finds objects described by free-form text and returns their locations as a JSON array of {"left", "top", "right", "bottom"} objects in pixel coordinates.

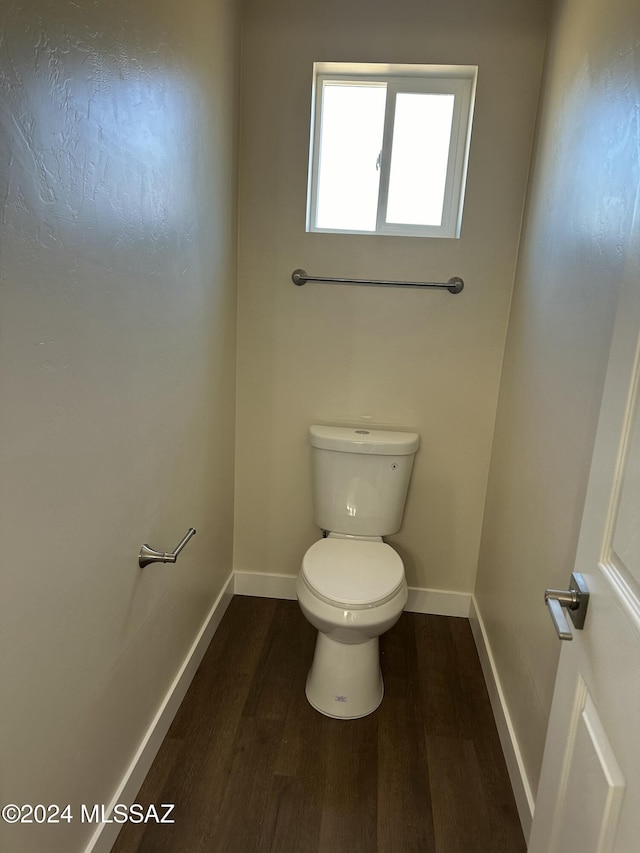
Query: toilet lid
[{"left": 301, "top": 539, "right": 405, "bottom": 607}]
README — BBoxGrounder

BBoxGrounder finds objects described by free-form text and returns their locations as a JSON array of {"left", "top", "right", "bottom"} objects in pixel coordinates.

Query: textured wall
[
  {"left": 0, "top": 0, "right": 239, "bottom": 849},
  {"left": 234, "top": 0, "right": 550, "bottom": 591},
  {"left": 475, "top": 0, "right": 640, "bottom": 805}
]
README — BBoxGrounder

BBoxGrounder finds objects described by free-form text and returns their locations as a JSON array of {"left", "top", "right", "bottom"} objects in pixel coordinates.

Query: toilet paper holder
[{"left": 139, "top": 528, "right": 196, "bottom": 568}]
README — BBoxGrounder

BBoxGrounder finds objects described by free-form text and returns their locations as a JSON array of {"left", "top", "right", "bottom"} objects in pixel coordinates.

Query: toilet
[{"left": 296, "top": 424, "right": 419, "bottom": 719}]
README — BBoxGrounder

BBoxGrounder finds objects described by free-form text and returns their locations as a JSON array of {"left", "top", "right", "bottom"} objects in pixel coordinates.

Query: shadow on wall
[
  {"left": 0, "top": 10, "right": 194, "bottom": 264},
  {"left": 389, "top": 465, "right": 456, "bottom": 590}
]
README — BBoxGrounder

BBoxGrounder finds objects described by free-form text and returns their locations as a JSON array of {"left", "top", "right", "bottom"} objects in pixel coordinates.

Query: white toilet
[{"left": 296, "top": 425, "right": 419, "bottom": 719}]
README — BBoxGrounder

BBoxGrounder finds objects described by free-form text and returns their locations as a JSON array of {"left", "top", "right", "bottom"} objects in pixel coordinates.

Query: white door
[{"left": 528, "top": 254, "right": 640, "bottom": 850}]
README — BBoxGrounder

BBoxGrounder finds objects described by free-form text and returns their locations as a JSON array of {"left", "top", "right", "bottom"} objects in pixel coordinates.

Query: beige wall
[
  {"left": 475, "top": 0, "right": 640, "bottom": 801},
  {"left": 0, "top": 0, "right": 239, "bottom": 849},
  {"left": 235, "top": 0, "right": 550, "bottom": 590}
]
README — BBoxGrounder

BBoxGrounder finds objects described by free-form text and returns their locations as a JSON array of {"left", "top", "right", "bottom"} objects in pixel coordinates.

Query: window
[{"left": 306, "top": 63, "right": 477, "bottom": 238}]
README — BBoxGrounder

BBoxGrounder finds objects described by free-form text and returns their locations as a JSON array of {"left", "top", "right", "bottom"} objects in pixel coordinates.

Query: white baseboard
[
  {"left": 86, "top": 572, "right": 235, "bottom": 853},
  {"left": 234, "top": 570, "right": 298, "bottom": 600},
  {"left": 233, "top": 570, "right": 472, "bottom": 617},
  {"left": 469, "top": 595, "right": 534, "bottom": 840},
  {"left": 405, "top": 587, "right": 471, "bottom": 617}
]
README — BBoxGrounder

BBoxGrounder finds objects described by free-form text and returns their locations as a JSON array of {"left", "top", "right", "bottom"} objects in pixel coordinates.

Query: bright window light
[
  {"left": 316, "top": 83, "right": 386, "bottom": 231},
  {"left": 307, "top": 63, "right": 477, "bottom": 238},
  {"left": 386, "top": 93, "right": 455, "bottom": 227}
]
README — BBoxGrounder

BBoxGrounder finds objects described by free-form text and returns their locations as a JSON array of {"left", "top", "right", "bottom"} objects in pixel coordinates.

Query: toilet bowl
[{"left": 297, "top": 537, "right": 408, "bottom": 719}]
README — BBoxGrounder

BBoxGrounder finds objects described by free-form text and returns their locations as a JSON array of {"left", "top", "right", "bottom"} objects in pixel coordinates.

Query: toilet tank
[{"left": 309, "top": 425, "right": 420, "bottom": 537}]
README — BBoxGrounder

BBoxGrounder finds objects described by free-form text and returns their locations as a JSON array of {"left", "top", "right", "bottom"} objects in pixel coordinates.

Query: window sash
[{"left": 307, "top": 68, "right": 476, "bottom": 238}]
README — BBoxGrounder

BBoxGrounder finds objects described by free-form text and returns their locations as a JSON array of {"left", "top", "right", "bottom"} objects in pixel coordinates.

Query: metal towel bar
[{"left": 292, "top": 268, "right": 464, "bottom": 294}]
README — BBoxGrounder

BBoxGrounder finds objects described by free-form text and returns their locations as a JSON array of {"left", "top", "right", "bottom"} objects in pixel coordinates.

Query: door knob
[{"left": 544, "top": 573, "right": 589, "bottom": 641}]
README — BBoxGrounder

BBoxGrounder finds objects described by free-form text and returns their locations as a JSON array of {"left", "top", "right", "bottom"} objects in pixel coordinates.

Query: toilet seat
[{"left": 301, "top": 538, "right": 405, "bottom": 608}]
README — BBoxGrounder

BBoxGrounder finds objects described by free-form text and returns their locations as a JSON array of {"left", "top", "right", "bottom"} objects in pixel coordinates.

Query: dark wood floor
[{"left": 112, "top": 596, "right": 525, "bottom": 852}]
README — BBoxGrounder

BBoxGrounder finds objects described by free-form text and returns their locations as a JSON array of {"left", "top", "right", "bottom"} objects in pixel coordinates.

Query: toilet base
[{"left": 305, "top": 632, "right": 383, "bottom": 719}]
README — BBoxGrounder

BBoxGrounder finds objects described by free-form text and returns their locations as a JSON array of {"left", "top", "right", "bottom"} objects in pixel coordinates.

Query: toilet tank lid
[{"left": 309, "top": 425, "right": 419, "bottom": 455}]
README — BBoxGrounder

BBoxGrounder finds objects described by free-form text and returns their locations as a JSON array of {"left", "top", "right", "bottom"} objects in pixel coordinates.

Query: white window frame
[{"left": 306, "top": 62, "right": 477, "bottom": 239}]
